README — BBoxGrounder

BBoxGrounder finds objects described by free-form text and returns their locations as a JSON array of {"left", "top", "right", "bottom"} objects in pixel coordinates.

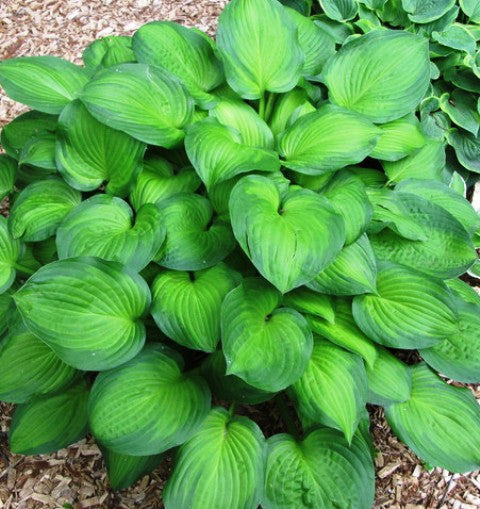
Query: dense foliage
[{"left": 1, "top": 0, "right": 480, "bottom": 506}]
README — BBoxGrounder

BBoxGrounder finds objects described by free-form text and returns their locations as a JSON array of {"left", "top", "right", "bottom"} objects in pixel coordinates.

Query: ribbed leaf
[
  {"left": 320, "top": 0, "right": 358, "bottom": 20},
  {"left": 155, "top": 193, "right": 235, "bottom": 271},
  {"left": 0, "top": 291, "right": 14, "bottom": 336},
  {"left": 402, "top": 0, "right": 456, "bottom": 23},
  {"left": 221, "top": 278, "right": 313, "bottom": 392},
  {"left": 9, "top": 380, "right": 89, "bottom": 455},
  {"left": 280, "top": 104, "right": 380, "bottom": 175},
  {"left": 366, "top": 347, "right": 411, "bottom": 406},
  {"left": 282, "top": 288, "right": 335, "bottom": 323},
  {"left": 268, "top": 88, "right": 313, "bottom": 137},
  {"left": 164, "top": 408, "right": 265, "bottom": 509},
  {"left": 386, "top": 363, "right": 480, "bottom": 473},
  {"left": 151, "top": 263, "right": 240, "bottom": 352},
  {"left": 230, "top": 175, "right": 345, "bottom": 293},
  {"left": 88, "top": 344, "right": 211, "bottom": 455},
  {"left": 185, "top": 117, "right": 279, "bottom": 188},
  {"left": 133, "top": 21, "right": 223, "bottom": 108},
  {"left": 18, "top": 132, "right": 56, "bottom": 170},
  {"left": 324, "top": 30, "right": 430, "bottom": 123},
  {"left": 0, "top": 155, "right": 16, "bottom": 200},
  {"left": 8, "top": 178, "right": 81, "bottom": 242},
  {"left": 56, "top": 100, "right": 145, "bottom": 196},
  {"left": 0, "top": 217, "right": 22, "bottom": 294},
  {"left": 447, "top": 129, "right": 480, "bottom": 173},
  {"left": 263, "top": 428, "right": 375, "bottom": 509},
  {"left": 216, "top": 0, "right": 303, "bottom": 99},
  {"left": 81, "top": 63, "right": 194, "bottom": 147},
  {"left": 308, "top": 234, "right": 377, "bottom": 296},
  {"left": 353, "top": 262, "right": 457, "bottom": 349},
  {"left": 0, "top": 56, "right": 88, "bottom": 114},
  {"left": 0, "top": 321, "right": 77, "bottom": 403},
  {"left": 439, "top": 90, "right": 479, "bottom": 135},
  {"left": 291, "top": 338, "right": 367, "bottom": 441},
  {"left": 56, "top": 195, "right": 164, "bottom": 271},
  {"left": 14, "top": 257, "right": 150, "bottom": 371},
  {"left": 447, "top": 277, "right": 480, "bottom": 305}
]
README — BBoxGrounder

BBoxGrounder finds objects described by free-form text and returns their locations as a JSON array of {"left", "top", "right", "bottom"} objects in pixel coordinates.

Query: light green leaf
[
  {"left": 15, "top": 257, "right": 150, "bottom": 371},
  {"left": 447, "top": 129, "right": 480, "bottom": 173},
  {"left": 402, "top": 0, "right": 456, "bottom": 23},
  {"left": 151, "top": 263, "right": 240, "bottom": 352},
  {"left": 56, "top": 100, "right": 146, "bottom": 196},
  {"left": 216, "top": 0, "right": 303, "bottom": 99},
  {"left": 320, "top": 0, "right": 358, "bottom": 21},
  {"left": 221, "top": 278, "right": 313, "bottom": 392},
  {"left": 280, "top": 0, "right": 313, "bottom": 15},
  {"left": 263, "top": 428, "right": 375, "bottom": 509},
  {"left": 324, "top": 30, "right": 430, "bottom": 123},
  {"left": 314, "top": 14, "right": 355, "bottom": 43},
  {"left": 268, "top": 88, "right": 313, "bottom": 138},
  {"left": 156, "top": 193, "right": 235, "bottom": 271},
  {"left": 370, "top": 114, "right": 426, "bottom": 162},
  {"left": 386, "top": 363, "right": 480, "bottom": 473},
  {"left": 0, "top": 218, "right": 22, "bottom": 294},
  {"left": 185, "top": 117, "right": 279, "bottom": 188},
  {"left": 352, "top": 262, "right": 457, "bottom": 349},
  {"left": 18, "top": 132, "right": 56, "bottom": 170},
  {"left": 8, "top": 178, "right": 81, "bottom": 242},
  {"left": 0, "top": 155, "right": 16, "bottom": 200},
  {"left": 366, "top": 347, "right": 411, "bottom": 406},
  {"left": 133, "top": 21, "right": 223, "bottom": 108},
  {"left": 89, "top": 344, "right": 210, "bottom": 455},
  {"left": 56, "top": 195, "right": 165, "bottom": 271},
  {"left": 81, "top": 63, "right": 194, "bottom": 147},
  {"left": 0, "top": 56, "right": 88, "bottom": 114},
  {"left": 230, "top": 175, "right": 345, "bottom": 293},
  {"left": 83, "top": 36, "right": 135, "bottom": 71},
  {"left": 370, "top": 192, "right": 477, "bottom": 278},
  {"left": 446, "top": 278, "right": 480, "bottom": 306},
  {"left": 432, "top": 24, "right": 477, "bottom": 54},
  {"left": 0, "top": 321, "right": 77, "bottom": 403},
  {"left": 291, "top": 338, "right": 367, "bottom": 441},
  {"left": 280, "top": 104, "right": 380, "bottom": 175},
  {"left": 164, "top": 408, "right": 265, "bottom": 509},
  {"left": 282, "top": 287, "right": 335, "bottom": 323},
  {"left": 9, "top": 380, "right": 89, "bottom": 455},
  {"left": 449, "top": 171, "right": 467, "bottom": 197},
  {"left": 439, "top": 90, "right": 480, "bottom": 136},
  {"left": 309, "top": 234, "right": 377, "bottom": 296},
  {"left": 460, "top": 0, "right": 480, "bottom": 22}
]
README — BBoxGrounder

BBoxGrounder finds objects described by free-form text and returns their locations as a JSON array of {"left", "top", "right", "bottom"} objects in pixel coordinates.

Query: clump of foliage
[{"left": 0, "top": 0, "right": 480, "bottom": 506}]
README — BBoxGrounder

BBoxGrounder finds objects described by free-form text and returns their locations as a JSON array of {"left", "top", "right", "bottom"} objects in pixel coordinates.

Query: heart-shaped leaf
[
  {"left": 81, "top": 63, "right": 194, "bottom": 147},
  {"left": 230, "top": 175, "right": 345, "bottom": 293},
  {"left": 88, "top": 344, "right": 211, "bottom": 455},
  {"left": 14, "top": 257, "right": 151, "bottom": 371},
  {"left": 0, "top": 216, "right": 22, "bottom": 294},
  {"left": 56, "top": 195, "right": 165, "bottom": 272},
  {"left": 447, "top": 129, "right": 480, "bottom": 173},
  {"left": 221, "top": 278, "right": 313, "bottom": 392},
  {"left": 18, "top": 132, "right": 56, "bottom": 170},
  {"left": 164, "top": 408, "right": 266, "bottom": 509},
  {"left": 151, "top": 263, "right": 241, "bottom": 352},
  {"left": 83, "top": 36, "right": 135, "bottom": 72},
  {"left": 56, "top": 100, "right": 146, "bottom": 196},
  {"left": 320, "top": 0, "right": 358, "bottom": 21},
  {"left": 402, "top": 0, "right": 457, "bottom": 23}
]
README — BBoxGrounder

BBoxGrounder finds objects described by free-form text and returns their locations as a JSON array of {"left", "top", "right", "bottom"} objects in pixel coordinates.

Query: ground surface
[{"left": 0, "top": 1, "right": 480, "bottom": 508}]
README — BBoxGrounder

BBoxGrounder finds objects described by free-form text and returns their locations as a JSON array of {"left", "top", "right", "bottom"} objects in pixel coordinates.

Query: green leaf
[
  {"left": 352, "top": 262, "right": 457, "bottom": 349},
  {"left": 280, "top": 104, "right": 380, "bottom": 175},
  {"left": 18, "top": 132, "right": 56, "bottom": 170},
  {"left": 8, "top": 178, "right": 81, "bottom": 242},
  {"left": 268, "top": 88, "right": 313, "bottom": 138},
  {"left": 460, "top": 0, "right": 480, "bottom": 22},
  {"left": 369, "top": 192, "right": 477, "bottom": 278},
  {"left": 291, "top": 338, "right": 367, "bottom": 441},
  {"left": 370, "top": 114, "right": 426, "bottom": 162},
  {"left": 446, "top": 278, "right": 480, "bottom": 306},
  {"left": 282, "top": 287, "right": 335, "bottom": 324},
  {"left": 164, "top": 407, "right": 265, "bottom": 509},
  {"left": 56, "top": 100, "right": 146, "bottom": 196},
  {"left": 319, "top": 0, "right": 358, "bottom": 21},
  {"left": 14, "top": 257, "right": 151, "bottom": 371},
  {"left": 308, "top": 234, "right": 377, "bottom": 296},
  {"left": 447, "top": 129, "right": 480, "bottom": 173},
  {"left": 0, "top": 56, "right": 89, "bottom": 114},
  {"left": 81, "top": 63, "right": 194, "bottom": 147},
  {"left": 221, "top": 278, "right": 313, "bottom": 392},
  {"left": 56, "top": 195, "right": 165, "bottom": 271},
  {"left": 83, "top": 36, "right": 135, "bottom": 71},
  {"left": 280, "top": 0, "right": 312, "bottom": 15},
  {"left": 432, "top": 24, "right": 477, "bottom": 54},
  {"left": 307, "top": 298, "right": 377, "bottom": 367},
  {"left": 9, "top": 380, "right": 89, "bottom": 455},
  {"left": 385, "top": 363, "right": 480, "bottom": 473},
  {"left": 216, "top": 0, "right": 303, "bottom": 99},
  {"left": 402, "top": 0, "right": 456, "bottom": 23},
  {"left": 151, "top": 263, "right": 240, "bottom": 352},
  {"left": 156, "top": 193, "right": 235, "bottom": 271},
  {"left": 0, "top": 290, "right": 14, "bottom": 336},
  {"left": 365, "top": 347, "right": 411, "bottom": 406},
  {"left": 324, "top": 30, "right": 430, "bottom": 123},
  {"left": 88, "top": 343, "right": 210, "bottom": 455},
  {"left": 263, "top": 428, "right": 375, "bottom": 509},
  {"left": 0, "top": 155, "right": 16, "bottom": 200},
  {"left": 0, "top": 217, "right": 22, "bottom": 294},
  {"left": 185, "top": 117, "right": 279, "bottom": 189},
  {"left": 230, "top": 175, "right": 345, "bottom": 293},
  {"left": 383, "top": 138, "right": 445, "bottom": 183},
  {"left": 439, "top": 90, "right": 480, "bottom": 135},
  {"left": 133, "top": 21, "right": 223, "bottom": 108},
  {"left": 0, "top": 321, "right": 77, "bottom": 403}
]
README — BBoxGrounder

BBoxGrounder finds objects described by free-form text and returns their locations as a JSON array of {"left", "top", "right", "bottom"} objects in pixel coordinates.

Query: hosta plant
[{"left": 1, "top": 0, "right": 480, "bottom": 506}]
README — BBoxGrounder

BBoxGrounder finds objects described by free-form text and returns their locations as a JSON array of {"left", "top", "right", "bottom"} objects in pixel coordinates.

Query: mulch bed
[{"left": 1, "top": 1, "right": 479, "bottom": 507}]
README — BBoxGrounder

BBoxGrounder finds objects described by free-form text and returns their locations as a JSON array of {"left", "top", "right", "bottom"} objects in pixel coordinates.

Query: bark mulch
[{"left": 1, "top": 1, "right": 480, "bottom": 508}]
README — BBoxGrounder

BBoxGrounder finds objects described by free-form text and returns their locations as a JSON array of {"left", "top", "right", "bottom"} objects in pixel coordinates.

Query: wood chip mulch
[{"left": 1, "top": 1, "right": 480, "bottom": 508}]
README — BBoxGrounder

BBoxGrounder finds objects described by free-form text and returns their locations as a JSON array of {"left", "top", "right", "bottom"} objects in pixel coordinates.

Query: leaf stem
[
  {"left": 14, "top": 263, "right": 35, "bottom": 276},
  {"left": 275, "top": 393, "right": 299, "bottom": 438},
  {"left": 264, "top": 92, "right": 276, "bottom": 123},
  {"left": 228, "top": 402, "right": 236, "bottom": 418},
  {"left": 258, "top": 94, "right": 266, "bottom": 120}
]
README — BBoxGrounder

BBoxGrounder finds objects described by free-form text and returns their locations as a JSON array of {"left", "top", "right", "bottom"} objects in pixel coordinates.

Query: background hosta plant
[{"left": 1, "top": 0, "right": 480, "bottom": 507}]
